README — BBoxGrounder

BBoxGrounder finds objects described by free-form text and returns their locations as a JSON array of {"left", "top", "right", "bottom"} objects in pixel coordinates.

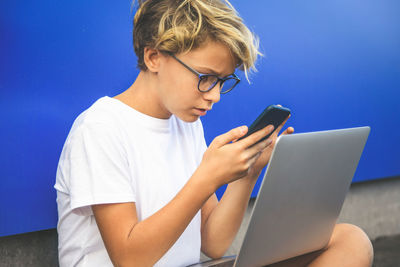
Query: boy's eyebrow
[
  {"left": 194, "top": 65, "right": 234, "bottom": 77},
  {"left": 193, "top": 66, "right": 221, "bottom": 76}
]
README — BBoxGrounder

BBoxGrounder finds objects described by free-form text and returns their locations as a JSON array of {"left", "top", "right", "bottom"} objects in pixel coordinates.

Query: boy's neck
[{"left": 113, "top": 71, "right": 172, "bottom": 119}]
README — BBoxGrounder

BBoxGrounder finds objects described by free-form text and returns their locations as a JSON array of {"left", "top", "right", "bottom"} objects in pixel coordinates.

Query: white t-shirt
[{"left": 54, "top": 96, "right": 207, "bottom": 267}]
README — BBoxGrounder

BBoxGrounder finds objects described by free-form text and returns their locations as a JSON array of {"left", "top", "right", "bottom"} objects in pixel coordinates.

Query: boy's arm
[
  {"left": 92, "top": 126, "right": 272, "bottom": 266},
  {"left": 93, "top": 167, "right": 215, "bottom": 267},
  {"left": 200, "top": 172, "right": 258, "bottom": 259},
  {"left": 200, "top": 124, "right": 294, "bottom": 259}
]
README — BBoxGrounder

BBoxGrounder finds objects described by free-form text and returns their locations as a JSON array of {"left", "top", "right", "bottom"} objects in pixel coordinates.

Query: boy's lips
[{"left": 194, "top": 108, "right": 210, "bottom": 116}]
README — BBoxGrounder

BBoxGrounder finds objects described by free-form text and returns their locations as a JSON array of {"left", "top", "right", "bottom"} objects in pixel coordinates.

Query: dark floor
[
  {"left": 0, "top": 229, "right": 58, "bottom": 267},
  {"left": 0, "top": 229, "right": 399, "bottom": 266},
  {"left": 371, "top": 234, "right": 400, "bottom": 267}
]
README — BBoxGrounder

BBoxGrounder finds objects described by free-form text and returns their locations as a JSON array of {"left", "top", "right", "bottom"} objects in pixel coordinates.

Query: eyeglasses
[{"left": 169, "top": 53, "right": 240, "bottom": 94}]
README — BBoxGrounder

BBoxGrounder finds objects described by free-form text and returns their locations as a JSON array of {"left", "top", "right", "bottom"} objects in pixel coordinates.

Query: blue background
[{"left": 1, "top": 0, "right": 399, "bottom": 236}]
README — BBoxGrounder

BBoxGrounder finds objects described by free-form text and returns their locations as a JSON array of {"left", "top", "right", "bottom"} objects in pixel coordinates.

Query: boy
[{"left": 55, "top": 0, "right": 373, "bottom": 266}]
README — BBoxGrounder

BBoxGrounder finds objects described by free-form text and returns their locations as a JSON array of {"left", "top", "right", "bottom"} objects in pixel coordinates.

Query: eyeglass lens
[{"left": 199, "top": 76, "right": 237, "bottom": 93}]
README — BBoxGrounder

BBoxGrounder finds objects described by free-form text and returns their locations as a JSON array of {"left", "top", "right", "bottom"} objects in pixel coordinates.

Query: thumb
[
  {"left": 282, "top": 127, "right": 295, "bottom": 135},
  {"left": 210, "top": 126, "right": 248, "bottom": 148}
]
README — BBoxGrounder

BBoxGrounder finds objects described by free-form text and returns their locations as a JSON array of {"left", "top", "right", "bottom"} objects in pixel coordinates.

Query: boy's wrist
[
  {"left": 242, "top": 169, "right": 262, "bottom": 185},
  {"left": 193, "top": 164, "right": 221, "bottom": 195}
]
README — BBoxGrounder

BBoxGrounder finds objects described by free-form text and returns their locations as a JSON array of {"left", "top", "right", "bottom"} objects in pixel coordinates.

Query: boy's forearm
[
  {"left": 201, "top": 173, "right": 259, "bottom": 258},
  {"left": 119, "top": 168, "right": 216, "bottom": 266}
]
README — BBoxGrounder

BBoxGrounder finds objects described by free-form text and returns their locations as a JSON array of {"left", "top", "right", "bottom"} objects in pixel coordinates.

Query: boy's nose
[{"left": 202, "top": 85, "right": 221, "bottom": 104}]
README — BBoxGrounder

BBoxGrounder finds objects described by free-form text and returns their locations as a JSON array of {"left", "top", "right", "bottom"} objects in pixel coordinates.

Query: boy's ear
[{"left": 143, "top": 47, "right": 162, "bottom": 72}]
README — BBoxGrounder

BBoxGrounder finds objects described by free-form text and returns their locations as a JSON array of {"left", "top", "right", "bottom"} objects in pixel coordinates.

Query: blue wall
[{"left": 1, "top": 0, "right": 399, "bottom": 236}]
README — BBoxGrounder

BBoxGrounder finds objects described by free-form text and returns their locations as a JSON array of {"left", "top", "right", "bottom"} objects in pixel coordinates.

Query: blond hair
[{"left": 132, "top": 0, "right": 261, "bottom": 80}]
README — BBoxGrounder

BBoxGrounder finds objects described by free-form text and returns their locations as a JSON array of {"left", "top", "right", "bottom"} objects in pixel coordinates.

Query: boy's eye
[
  {"left": 201, "top": 76, "right": 210, "bottom": 82},
  {"left": 200, "top": 75, "right": 218, "bottom": 84},
  {"left": 199, "top": 75, "right": 219, "bottom": 91}
]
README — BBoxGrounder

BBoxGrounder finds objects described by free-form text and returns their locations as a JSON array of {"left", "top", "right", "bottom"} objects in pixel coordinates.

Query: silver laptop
[{"left": 190, "top": 126, "right": 370, "bottom": 267}]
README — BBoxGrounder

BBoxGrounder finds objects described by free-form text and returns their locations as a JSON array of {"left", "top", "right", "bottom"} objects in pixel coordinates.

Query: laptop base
[{"left": 187, "top": 256, "right": 236, "bottom": 267}]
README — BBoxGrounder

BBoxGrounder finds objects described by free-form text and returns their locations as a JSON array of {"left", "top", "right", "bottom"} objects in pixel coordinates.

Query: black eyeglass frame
[{"left": 169, "top": 53, "right": 241, "bottom": 94}]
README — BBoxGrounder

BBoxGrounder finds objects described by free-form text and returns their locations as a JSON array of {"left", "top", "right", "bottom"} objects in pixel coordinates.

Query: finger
[
  {"left": 275, "top": 115, "right": 291, "bottom": 135},
  {"left": 247, "top": 141, "right": 270, "bottom": 166},
  {"left": 247, "top": 151, "right": 261, "bottom": 167},
  {"left": 281, "top": 127, "right": 295, "bottom": 135},
  {"left": 246, "top": 137, "right": 273, "bottom": 157},
  {"left": 209, "top": 126, "right": 248, "bottom": 149},
  {"left": 239, "top": 124, "right": 274, "bottom": 148}
]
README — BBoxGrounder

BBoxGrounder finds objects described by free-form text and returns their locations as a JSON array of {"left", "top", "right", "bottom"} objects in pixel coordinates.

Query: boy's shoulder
[
  {"left": 75, "top": 96, "right": 120, "bottom": 125},
  {"left": 64, "top": 96, "right": 124, "bottom": 143}
]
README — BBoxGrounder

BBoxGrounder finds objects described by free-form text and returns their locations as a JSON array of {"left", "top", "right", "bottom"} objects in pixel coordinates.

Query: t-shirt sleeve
[{"left": 65, "top": 121, "right": 135, "bottom": 216}]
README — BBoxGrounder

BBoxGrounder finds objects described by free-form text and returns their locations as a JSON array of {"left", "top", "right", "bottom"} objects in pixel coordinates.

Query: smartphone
[{"left": 239, "top": 105, "right": 291, "bottom": 142}]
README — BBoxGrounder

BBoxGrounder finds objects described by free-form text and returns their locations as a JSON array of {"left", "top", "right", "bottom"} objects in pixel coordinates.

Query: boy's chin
[{"left": 176, "top": 113, "right": 200, "bottom": 123}]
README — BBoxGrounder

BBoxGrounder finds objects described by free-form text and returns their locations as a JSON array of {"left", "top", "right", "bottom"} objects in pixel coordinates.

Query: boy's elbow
[
  {"left": 208, "top": 251, "right": 227, "bottom": 260},
  {"left": 109, "top": 243, "right": 155, "bottom": 267},
  {"left": 201, "top": 244, "right": 229, "bottom": 260}
]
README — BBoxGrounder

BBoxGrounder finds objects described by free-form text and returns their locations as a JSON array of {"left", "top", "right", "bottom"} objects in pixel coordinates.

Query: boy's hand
[
  {"left": 200, "top": 116, "right": 294, "bottom": 188},
  {"left": 245, "top": 117, "right": 294, "bottom": 180},
  {"left": 200, "top": 124, "right": 276, "bottom": 188}
]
